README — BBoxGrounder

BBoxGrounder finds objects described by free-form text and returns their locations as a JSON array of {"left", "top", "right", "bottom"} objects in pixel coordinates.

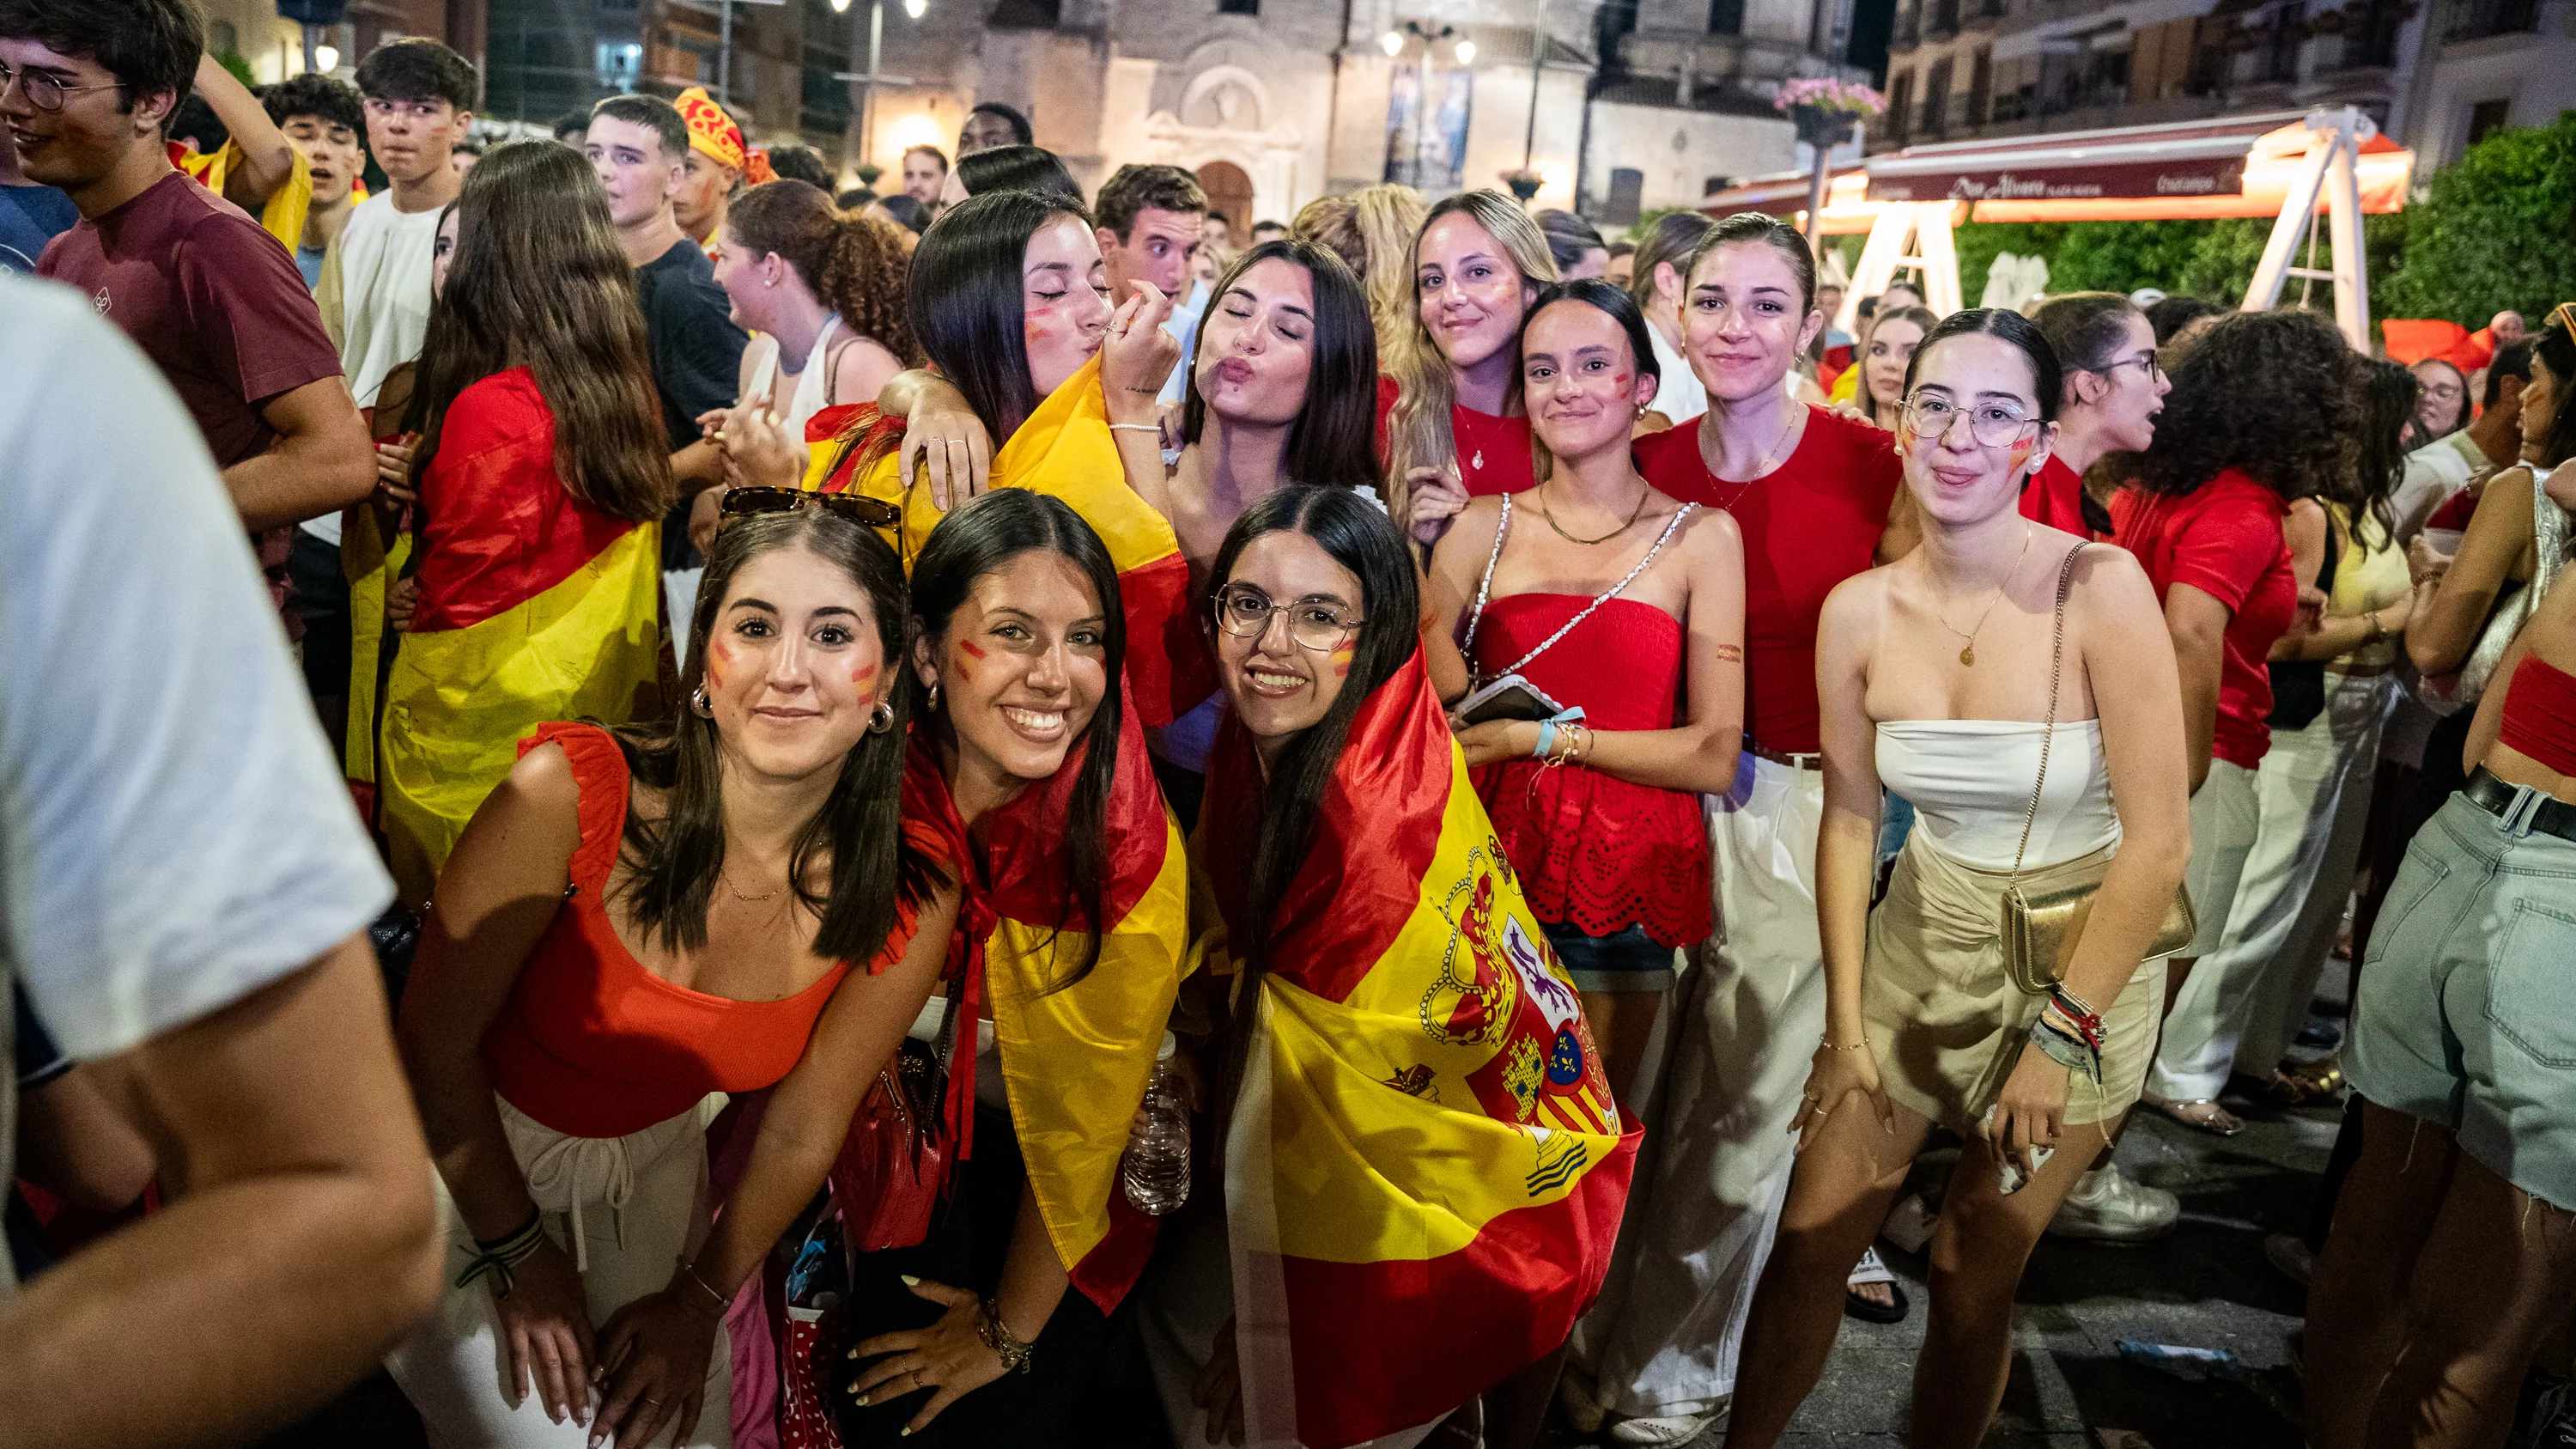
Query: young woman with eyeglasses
[
  {"left": 388, "top": 506, "right": 957, "bottom": 1449},
  {"left": 1425, "top": 280, "right": 1746, "bottom": 1111},
  {"left": 2030, "top": 291, "right": 2172, "bottom": 537},
  {"left": 1722, "top": 308, "right": 2190, "bottom": 1449},
  {"left": 1144, "top": 487, "right": 1633, "bottom": 1449}
]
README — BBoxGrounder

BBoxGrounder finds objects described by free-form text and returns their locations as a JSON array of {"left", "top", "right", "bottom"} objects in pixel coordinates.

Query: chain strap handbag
[{"left": 2000, "top": 544, "right": 2197, "bottom": 995}]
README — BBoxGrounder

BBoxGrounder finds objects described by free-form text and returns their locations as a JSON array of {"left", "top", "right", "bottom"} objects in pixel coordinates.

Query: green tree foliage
[
  {"left": 215, "top": 49, "right": 256, "bottom": 89},
  {"left": 2380, "top": 110, "right": 2576, "bottom": 326}
]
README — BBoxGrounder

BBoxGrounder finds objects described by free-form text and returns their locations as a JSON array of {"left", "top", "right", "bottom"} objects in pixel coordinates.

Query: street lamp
[
  {"left": 1454, "top": 39, "right": 1476, "bottom": 63},
  {"left": 1380, "top": 30, "right": 1404, "bottom": 55}
]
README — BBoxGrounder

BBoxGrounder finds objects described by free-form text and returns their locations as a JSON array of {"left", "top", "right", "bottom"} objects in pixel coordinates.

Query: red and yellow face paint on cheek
[
  {"left": 952, "top": 637, "right": 988, "bottom": 683},
  {"left": 705, "top": 637, "right": 732, "bottom": 692},
  {"left": 1329, "top": 644, "right": 1356, "bottom": 679},
  {"left": 848, "top": 660, "right": 879, "bottom": 687}
]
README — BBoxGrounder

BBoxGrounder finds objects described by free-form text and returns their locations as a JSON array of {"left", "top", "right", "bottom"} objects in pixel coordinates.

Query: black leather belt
[{"left": 2464, "top": 768, "right": 2576, "bottom": 844}]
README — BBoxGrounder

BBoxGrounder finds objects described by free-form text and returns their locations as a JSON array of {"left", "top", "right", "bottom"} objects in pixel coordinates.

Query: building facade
[{"left": 1871, "top": 0, "right": 2572, "bottom": 160}]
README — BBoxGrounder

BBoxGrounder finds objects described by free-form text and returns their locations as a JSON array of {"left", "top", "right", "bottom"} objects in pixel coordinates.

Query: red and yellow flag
[
  {"left": 899, "top": 692, "right": 1194, "bottom": 1309},
  {"left": 802, "top": 357, "right": 1209, "bottom": 728},
  {"left": 378, "top": 382, "right": 665, "bottom": 901},
  {"left": 1197, "top": 653, "right": 1638, "bottom": 1449}
]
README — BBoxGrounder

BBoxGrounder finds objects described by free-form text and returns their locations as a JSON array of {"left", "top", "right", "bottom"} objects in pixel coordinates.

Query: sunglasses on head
[{"left": 719, "top": 486, "right": 901, "bottom": 530}]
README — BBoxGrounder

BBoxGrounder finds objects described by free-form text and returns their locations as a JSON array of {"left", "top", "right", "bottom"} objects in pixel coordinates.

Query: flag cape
[
  {"left": 1197, "top": 653, "right": 1639, "bottom": 1449},
  {"left": 899, "top": 692, "right": 1194, "bottom": 1310},
  {"left": 801, "top": 356, "right": 1208, "bottom": 728},
  {"left": 378, "top": 455, "right": 664, "bottom": 899}
]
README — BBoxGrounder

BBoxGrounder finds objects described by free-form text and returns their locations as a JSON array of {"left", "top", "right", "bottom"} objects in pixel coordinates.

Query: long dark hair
[
  {"left": 409, "top": 140, "right": 672, "bottom": 524},
  {"left": 2033, "top": 291, "right": 2146, "bottom": 390},
  {"left": 1855, "top": 304, "right": 1941, "bottom": 421},
  {"left": 1180, "top": 239, "right": 1381, "bottom": 488},
  {"left": 2349, "top": 356, "right": 2416, "bottom": 549},
  {"left": 908, "top": 490, "right": 1124, "bottom": 989},
  {"left": 2531, "top": 307, "right": 2576, "bottom": 469},
  {"left": 613, "top": 511, "right": 940, "bottom": 961},
  {"left": 908, "top": 189, "right": 1091, "bottom": 447},
  {"left": 2126, "top": 309, "right": 2356, "bottom": 503},
  {"left": 1206, "top": 487, "right": 1421, "bottom": 967},
  {"left": 1901, "top": 307, "right": 2064, "bottom": 422}
]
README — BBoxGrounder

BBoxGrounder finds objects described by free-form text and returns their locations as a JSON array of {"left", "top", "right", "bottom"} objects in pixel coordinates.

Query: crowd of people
[{"left": 4, "top": 2, "right": 2574, "bottom": 1447}]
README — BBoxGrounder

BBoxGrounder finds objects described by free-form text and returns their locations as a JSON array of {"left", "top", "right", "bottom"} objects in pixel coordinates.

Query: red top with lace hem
[
  {"left": 477, "top": 721, "right": 941, "bottom": 1138},
  {"left": 1467, "top": 595, "right": 1712, "bottom": 947}
]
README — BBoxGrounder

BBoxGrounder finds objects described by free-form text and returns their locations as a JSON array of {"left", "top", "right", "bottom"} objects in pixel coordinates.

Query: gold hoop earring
[
  {"left": 926, "top": 682, "right": 941, "bottom": 714},
  {"left": 868, "top": 701, "right": 896, "bottom": 734},
  {"left": 690, "top": 684, "right": 714, "bottom": 718}
]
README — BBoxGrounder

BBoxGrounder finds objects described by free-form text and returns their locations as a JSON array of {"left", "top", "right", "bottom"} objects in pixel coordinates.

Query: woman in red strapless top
[
  {"left": 1427, "top": 281, "right": 1745, "bottom": 1106},
  {"left": 391, "top": 509, "right": 958, "bottom": 1449},
  {"left": 1384, "top": 192, "right": 1562, "bottom": 543}
]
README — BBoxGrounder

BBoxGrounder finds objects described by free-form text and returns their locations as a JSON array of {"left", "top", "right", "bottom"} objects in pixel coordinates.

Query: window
[
  {"left": 1607, "top": 168, "right": 1645, "bottom": 225},
  {"left": 1887, "top": 70, "right": 1914, "bottom": 140},
  {"left": 1219, "top": 0, "right": 1259, "bottom": 14},
  {"left": 1710, "top": 0, "right": 1746, "bottom": 33},
  {"left": 1967, "top": 47, "right": 1991, "bottom": 125},
  {"left": 1922, "top": 57, "right": 1953, "bottom": 134},
  {"left": 2466, "top": 98, "right": 2512, "bottom": 148}
]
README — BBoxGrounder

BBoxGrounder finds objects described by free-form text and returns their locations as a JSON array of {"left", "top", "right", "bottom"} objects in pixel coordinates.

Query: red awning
[{"left": 1863, "top": 110, "right": 2401, "bottom": 205}]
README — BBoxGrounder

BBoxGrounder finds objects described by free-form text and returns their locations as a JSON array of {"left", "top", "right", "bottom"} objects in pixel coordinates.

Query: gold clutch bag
[
  {"left": 1997, "top": 544, "right": 2197, "bottom": 997},
  {"left": 2002, "top": 878, "right": 2197, "bottom": 995}
]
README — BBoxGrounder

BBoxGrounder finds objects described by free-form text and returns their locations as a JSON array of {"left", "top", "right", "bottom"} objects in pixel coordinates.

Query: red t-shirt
[
  {"left": 2022, "top": 452, "right": 2091, "bottom": 536},
  {"left": 1371, "top": 374, "right": 1537, "bottom": 496},
  {"left": 2110, "top": 470, "right": 2297, "bottom": 770},
  {"left": 1635, "top": 406, "right": 1903, "bottom": 755},
  {"left": 38, "top": 171, "right": 343, "bottom": 470}
]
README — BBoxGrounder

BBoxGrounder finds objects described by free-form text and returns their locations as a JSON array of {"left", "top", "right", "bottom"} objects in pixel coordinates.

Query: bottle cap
[{"left": 1158, "top": 1030, "right": 1178, "bottom": 1061}]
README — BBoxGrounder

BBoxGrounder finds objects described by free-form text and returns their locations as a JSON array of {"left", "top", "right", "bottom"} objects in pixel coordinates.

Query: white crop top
[{"left": 1875, "top": 719, "right": 2119, "bottom": 871}]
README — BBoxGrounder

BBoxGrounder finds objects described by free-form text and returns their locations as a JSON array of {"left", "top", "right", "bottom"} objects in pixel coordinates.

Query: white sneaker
[
  {"left": 1611, "top": 1405, "right": 1724, "bottom": 1445},
  {"left": 2046, "top": 1164, "right": 2178, "bottom": 1241}
]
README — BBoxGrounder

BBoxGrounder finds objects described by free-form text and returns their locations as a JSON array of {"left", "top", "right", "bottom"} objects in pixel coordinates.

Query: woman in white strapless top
[{"left": 1722, "top": 311, "right": 2193, "bottom": 1449}]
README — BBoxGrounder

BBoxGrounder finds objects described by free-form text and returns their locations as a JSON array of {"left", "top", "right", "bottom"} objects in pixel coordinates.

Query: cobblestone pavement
[{"left": 1554, "top": 1067, "right": 2344, "bottom": 1449}]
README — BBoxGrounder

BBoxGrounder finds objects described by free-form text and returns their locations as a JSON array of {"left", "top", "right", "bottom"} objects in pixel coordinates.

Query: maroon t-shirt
[
  {"left": 1635, "top": 406, "right": 1903, "bottom": 756},
  {"left": 39, "top": 171, "right": 343, "bottom": 469}
]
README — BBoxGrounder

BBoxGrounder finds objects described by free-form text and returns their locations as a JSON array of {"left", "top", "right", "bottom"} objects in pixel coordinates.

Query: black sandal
[{"left": 1844, "top": 1245, "right": 1910, "bottom": 1324}]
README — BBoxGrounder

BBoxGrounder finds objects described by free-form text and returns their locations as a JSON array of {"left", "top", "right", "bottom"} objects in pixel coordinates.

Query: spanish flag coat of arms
[{"left": 1196, "top": 653, "right": 1639, "bottom": 1448}]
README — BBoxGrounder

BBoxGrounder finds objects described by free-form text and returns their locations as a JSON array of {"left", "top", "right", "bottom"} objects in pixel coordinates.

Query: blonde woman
[
  {"left": 1386, "top": 190, "right": 1560, "bottom": 543},
  {"left": 1291, "top": 182, "right": 1430, "bottom": 374}
]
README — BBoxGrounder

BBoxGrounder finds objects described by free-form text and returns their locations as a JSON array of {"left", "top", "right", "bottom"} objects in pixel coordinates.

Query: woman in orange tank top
[{"left": 389, "top": 508, "right": 960, "bottom": 1449}]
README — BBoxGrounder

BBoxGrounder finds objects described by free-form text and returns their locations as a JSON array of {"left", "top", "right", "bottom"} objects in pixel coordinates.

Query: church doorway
[{"left": 1194, "top": 160, "right": 1256, "bottom": 242}]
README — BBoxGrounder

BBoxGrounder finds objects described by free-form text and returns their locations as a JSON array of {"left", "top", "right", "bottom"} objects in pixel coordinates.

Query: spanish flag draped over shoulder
[
  {"left": 799, "top": 357, "right": 1209, "bottom": 728},
  {"left": 1197, "top": 653, "right": 1639, "bottom": 1449},
  {"left": 898, "top": 692, "right": 1194, "bottom": 1309},
  {"left": 378, "top": 372, "right": 665, "bottom": 900}
]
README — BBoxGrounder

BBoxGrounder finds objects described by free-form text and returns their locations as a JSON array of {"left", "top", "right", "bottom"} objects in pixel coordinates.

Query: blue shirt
[{"left": 0, "top": 183, "right": 78, "bottom": 276}]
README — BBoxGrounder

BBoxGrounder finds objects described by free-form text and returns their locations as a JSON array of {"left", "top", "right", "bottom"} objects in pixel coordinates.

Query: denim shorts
[
  {"left": 2347, "top": 788, "right": 2576, "bottom": 1209},
  {"left": 1543, "top": 921, "right": 1679, "bottom": 994}
]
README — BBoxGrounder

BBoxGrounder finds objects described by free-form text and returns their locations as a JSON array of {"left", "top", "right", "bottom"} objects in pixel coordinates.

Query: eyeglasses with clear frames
[
  {"left": 1212, "top": 586, "right": 1364, "bottom": 653},
  {"left": 0, "top": 61, "right": 119, "bottom": 113},
  {"left": 1901, "top": 393, "right": 2040, "bottom": 450}
]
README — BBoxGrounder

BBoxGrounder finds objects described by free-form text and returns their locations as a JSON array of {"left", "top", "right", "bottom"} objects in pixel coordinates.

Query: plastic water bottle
[{"left": 1121, "top": 1032, "right": 1191, "bottom": 1216}]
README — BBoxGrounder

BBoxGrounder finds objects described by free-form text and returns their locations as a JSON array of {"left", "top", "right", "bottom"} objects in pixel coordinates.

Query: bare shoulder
[
  {"left": 1818, "top": 563, "right": 1891, "bottom": 648},
  {"left": 1675, "top": 498, "right": 1745, "bottom": 557},
  {"left": 2064, "top": 539, "right": 2158, "bottom": 622},
  {"left": 497, "top": 740, "right": 584, "bottom": 817},
  {"left": 1431, "top": 494, "right": 1510, "bottom": 570}
]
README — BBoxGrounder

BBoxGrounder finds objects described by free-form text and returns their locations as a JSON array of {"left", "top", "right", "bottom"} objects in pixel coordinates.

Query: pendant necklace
[
  {"left": 1540, "top": 476, "right": 1652, "bottom": 545},
  {"left": 1933, "top": 525, "right": 2033, "bottom": 667},
  {"left": 721, "top": 868, "right": 782, "bottom": 904},
  {"left": 1703, "top": 405, "right": 1801, "bottom": 515}
]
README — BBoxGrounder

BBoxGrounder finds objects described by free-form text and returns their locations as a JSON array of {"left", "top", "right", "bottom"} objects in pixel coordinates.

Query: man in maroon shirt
[{"left": 5, "top": 0, "right": 370, "bottom": 541}]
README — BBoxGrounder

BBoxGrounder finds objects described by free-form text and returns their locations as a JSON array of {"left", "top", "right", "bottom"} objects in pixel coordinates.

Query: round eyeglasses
[
  {"left": 1212, "top": 586, "right": 1364, "bottom": 653},
  {"left": 1902, "top": 393, "right": 2039, "bottom": 450},
  {"left": 0, "top": 61, "right": 120, "bottom": 113}
]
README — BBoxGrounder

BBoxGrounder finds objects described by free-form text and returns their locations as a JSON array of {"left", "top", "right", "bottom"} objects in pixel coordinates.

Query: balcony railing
[{"left": 2446, "top": 0, "right": 2537, "bottom": 40}]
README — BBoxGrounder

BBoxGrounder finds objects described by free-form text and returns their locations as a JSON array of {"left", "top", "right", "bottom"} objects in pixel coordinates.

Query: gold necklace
[
  {"left": 1932, "top": 525, "right": 2034, "bottom": 667},
  {"left": 1701, "top": 404, "right": 1801, "bottom": 513},
  {"left": 1539, "top": 476, "right": 1651, "bottom": 545},
  {"left": 720, "top": 868, "right": 783, "bottom": 904}
]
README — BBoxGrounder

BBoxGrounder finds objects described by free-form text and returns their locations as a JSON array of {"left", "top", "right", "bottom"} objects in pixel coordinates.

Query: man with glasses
[{"left": 4, "top": 0, "right": 372, "bottom": 594}]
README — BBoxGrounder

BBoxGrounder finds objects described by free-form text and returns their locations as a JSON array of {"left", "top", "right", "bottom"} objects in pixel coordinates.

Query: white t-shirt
[
  {"left": 304, "top": 194, "right": 444, "bottom": 546},
  {"left": 0, "top": 271, "right": 394, "bottom": 1076},
  {"left": 1647, "top": 321, "right": 1708, "bottom": 426}
]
